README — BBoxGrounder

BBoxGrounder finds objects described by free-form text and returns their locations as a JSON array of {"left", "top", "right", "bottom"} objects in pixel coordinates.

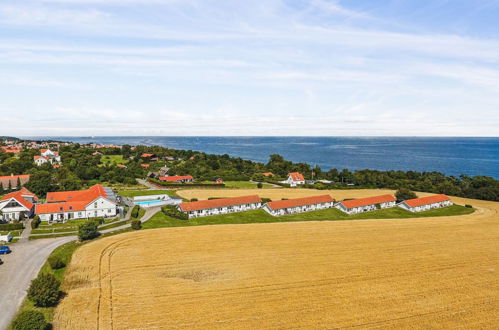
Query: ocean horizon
[{"left": 24, "top": 136, "right": 499, "bottom": 179}]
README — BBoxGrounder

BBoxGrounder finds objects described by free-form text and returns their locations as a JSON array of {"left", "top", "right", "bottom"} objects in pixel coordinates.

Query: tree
[
  {"left": 395, "top": 188, "right": 417, "bottom": 202},
  {"left": 31, "top": 216, "right": 41, "bottom": 229},
  {"left": 27, "top": 273, "right": 61, "bottom": 307},
  {"left": 257, "top": 182, "right": 263, "bottom": 189},
  {"left": 78, "top": 220, "right": 99, "bottom": 241},
  {"left": 131, "top": 220, "right": 142, "bottom": 230},
  {"left": 48, "top": 255, "right": 66, "bottom": 269},
  {"left": 11, "top": 310, "right": 48, "bottom": 330},
  {"left": 26, "top": 171, "right": 54, "bottom": 196}
]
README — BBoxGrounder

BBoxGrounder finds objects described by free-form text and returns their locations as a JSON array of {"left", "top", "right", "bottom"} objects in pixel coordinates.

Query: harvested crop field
[
  {"left": 177, "top": 187, "right": 398, "bottom": 201},
  {"left": 54, "top": 197, "right": 499, "bottom": 329}
]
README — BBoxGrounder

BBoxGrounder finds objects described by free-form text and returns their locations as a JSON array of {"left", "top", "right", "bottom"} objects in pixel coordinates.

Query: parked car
[{"left": 0, "top": 246, "right": 11, "bottom": 254}]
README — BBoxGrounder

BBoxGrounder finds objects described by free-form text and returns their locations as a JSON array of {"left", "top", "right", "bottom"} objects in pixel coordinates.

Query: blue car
[{"left": 0, "top": 246, "right": 11, "bottom": 254}]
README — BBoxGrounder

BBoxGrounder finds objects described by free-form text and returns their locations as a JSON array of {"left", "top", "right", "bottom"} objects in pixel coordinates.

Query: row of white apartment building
[{"left": 176, "top": 193, "right": 453, "bottom": 218}]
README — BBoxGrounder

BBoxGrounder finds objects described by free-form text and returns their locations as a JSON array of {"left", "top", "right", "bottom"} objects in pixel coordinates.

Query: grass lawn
[
  {"left": 100, "top": 154, "right": 126, "bottom": 166},
  {"left": 0, "top": 230, "right": 22, "bottom": 237},
  {"left": 143, "top": 205, "right": 474, "bottom": 229},
  {"left": 118, "top": 189, "right": 178, "bottom": 197},
  {"left": 200, "top": 181, "right": 274, "bottom": 189}
]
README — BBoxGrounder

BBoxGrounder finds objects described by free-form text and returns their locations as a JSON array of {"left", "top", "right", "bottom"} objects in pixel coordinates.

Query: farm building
[
  {"left": 263, "top": 195, "right": 335, "bottom": 216},
  {"left": 0, "top": 174, "right": 30, "bottom": 190},
  {"left": 159, "top": 175, "right": 194, "bottom": 183},
  {"left": 0, "top": 188, "right": 38, "bottom": 222},
  {"left": 398, "top": 194, "right": 452, "bottom": 212},
  {"left": 178, "top": 195, "right": 262, "bottom": 218},
  {"left": 35, "top": 184, "right": 117, "bottom": 223},
  {"left": 283, "top": 172, "right": 305, "bottom": 187},
  {"left": 335, "top": 194, "right": 396, "bottom": 214}
]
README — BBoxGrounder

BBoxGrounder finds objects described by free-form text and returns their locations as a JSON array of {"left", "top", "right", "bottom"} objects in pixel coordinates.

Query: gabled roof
[
  {"left": 36, "top": 201, "right": 88, "bottom": 214},
  {"left": 0, "top": 174, "right": 30, "bottom": 189},
  {"left": 340, "top": 194, "right": 396, "bottom": 209},
  {"left": 288, "top": 172, "right": 305, "bottom": 182},
  {"left": 34, "top": 155, "right": 48, "bottom": 160},
  {"left": 159, "top": 175, "right": 193, "bottom": 182},
  {"left": 179, "top": 195, "right": 261, "bottom": 212},
  {"left": 265, "top": 195, "right": 334, "bottom": 210},
  {"left": 262, "top": 172, "right": 274, "bottom": 177},
  {"left": 45, "top": 184, "right": 108, "bottom": 203},
  {"left": 1, "top": 188, "right": 37, "bottom": 210},
  {"left": 0, "top": 146, "right": 23, "bottom": 153},
  {"left": 403, "top": 194, "right": 450, "bottom": 208},
  {"left": 141, "top": 153, "right": 154, "bottom": 158}
]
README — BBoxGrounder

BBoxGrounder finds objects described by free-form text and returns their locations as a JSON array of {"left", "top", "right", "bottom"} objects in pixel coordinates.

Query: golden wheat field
[
  {"left": 176, "top": 187, "right": 399, "bottom": 201},
  {"left": 54, "top": 196, "right": 499, "bottom": 329}
]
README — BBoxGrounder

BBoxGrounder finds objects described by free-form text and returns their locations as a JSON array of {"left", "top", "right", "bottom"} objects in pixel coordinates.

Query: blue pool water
[{"left": 135, "top": 200, "right": 165, "bottom": 206}]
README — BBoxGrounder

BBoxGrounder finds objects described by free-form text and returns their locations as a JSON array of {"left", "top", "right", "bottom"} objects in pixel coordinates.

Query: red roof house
[{"left": 264, "top": 195, "right": 334, "bottom": 216}]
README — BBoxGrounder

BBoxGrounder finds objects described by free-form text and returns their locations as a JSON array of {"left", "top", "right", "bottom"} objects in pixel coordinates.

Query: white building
[
  {"left": 35, "top": 184, "right": 117, "bottom": 223},
  {"left": 34, "top": 148, "right": 61, "bottom": 166},
  {"left": 398, "top": 194, "right": 452, "bottom": 213},
  {"left": 263, "top": 194, "right": 335, "bottom": 216},
  {"left": 178, "top": 195, "right": 262, "bottom": 218},
  {"left": 335, "top": 194, "right": 396, "bottom": 215},
  {"left": 0, "top": 188, "right": 37, "bottom": 222},
  {"left": 282, "top": 172, "right": 305, "bottom": 187}
]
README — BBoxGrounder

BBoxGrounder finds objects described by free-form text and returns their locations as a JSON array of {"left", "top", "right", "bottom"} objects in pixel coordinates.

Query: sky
[{"left": 0, "top": 0, "right": 498, "bottom": 136}]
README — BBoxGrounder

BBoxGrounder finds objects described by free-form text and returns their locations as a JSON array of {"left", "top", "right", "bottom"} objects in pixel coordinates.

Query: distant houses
[
  {"left": 263, "top": 195, "right": 334, "bottom": 216},
  {"left": 178, "top": 195, "right": 262, "bottom": 218},
  {"left": 283, "top": 172, "right": 305, "bottom": 187},
  {"left": 335, "top": 194, "right": 397, "bottom": 215},
  {"left": 0, "top": 146, "right": 22, "bottom": 154},
  {"left": 159, "top": 175, "right": 194, "bottom": 183},
  {"left": 398, "top": 194, "right": 452, "bottom": 212},
  {"left": 34, "top": 148, "right": 61, "bottom": 166},
  {"left": 0, "top": 188, "right": 38, "bottom": 222}
]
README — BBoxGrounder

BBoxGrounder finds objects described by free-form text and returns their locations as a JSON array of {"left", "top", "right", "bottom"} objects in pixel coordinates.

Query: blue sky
[{"left": 0, "top": 0, "right": 498, "bottom": 136}]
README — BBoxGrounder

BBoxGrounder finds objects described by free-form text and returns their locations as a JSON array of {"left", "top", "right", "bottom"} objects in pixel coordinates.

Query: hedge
[
  {"left": 0, "top": 223, "right": 24, "bottom": 230},
  {"left": 148, "top": 178, "right": 226, "bottom": 188},
  {"left": 11, "top": 310, "right": 48, "bottom": 330},
  {"left": 161, "top": 205, "right": 188, "bottom": 220}
]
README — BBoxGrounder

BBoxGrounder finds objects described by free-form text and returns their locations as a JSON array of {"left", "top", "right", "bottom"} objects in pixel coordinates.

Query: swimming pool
[{"left": 135, "top": 200, "right": 165, "bottom": 206}]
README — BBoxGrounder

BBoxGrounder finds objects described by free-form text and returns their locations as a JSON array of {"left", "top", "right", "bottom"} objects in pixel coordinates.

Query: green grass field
[
  {"left": 142, "top": 204, "right": 474, "bottom": 229},
  {"left": 118, "top": 189, "right": 178, "bottom": 197},
  {"left": 100, "top": 154, "right": 126, "bottom": 166},
  {"left": 200, "top": 181, "right": 274, "bottom": 189}
]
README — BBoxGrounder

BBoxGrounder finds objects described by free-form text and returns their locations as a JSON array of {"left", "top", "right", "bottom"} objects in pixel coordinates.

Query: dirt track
[{"left": 54, "top": 195, "right": 499, "bottom": 329}]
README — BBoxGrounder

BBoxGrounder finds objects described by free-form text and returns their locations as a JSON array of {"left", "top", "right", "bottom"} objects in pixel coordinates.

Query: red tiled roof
[
  {"left": 262, "top": 172, "right": 274, "bottom": 177},
  {"left": 117, "top": 164, "right": 127, "bottom": 168},
  {"left": 36, "top": 201, "right": 88, "bottom": 214},
  {"left": 266, "top": 195, "right": 334, "bottom": 210},
  {"left": 0, "top": 146, "right": 23, "bottom": 153},
  {"left": 403, "top": 194, "right": 450, "bottom": 208},
  {"left": 180, "top": 195, "right": 261, "bottom": 212},
  {"left": 141, "top": 153, "right": 154, "bottom": 158},
  {"left": 0, "top": 174, "right": 30, "bottom": 189},
  {"left": 45, "top": 184, "right": 108, "bottom": 203},
  {"left": 288, "top": 172, "right": 305, "bottom": 182},
  {"left": 1, "top": 188, "right": 37, "bottom": 210},
  {"left": 141, "top": 164, "right": 150, "bottom": 168},
  {"left": 340, "top": 194, "right": 396, "bottom": 209},
  {"left": 34, "top": 155, "right": 47, "bottom": 160},
  {"left": 159, "top": 175, "right": 193, "bottom": 182}
]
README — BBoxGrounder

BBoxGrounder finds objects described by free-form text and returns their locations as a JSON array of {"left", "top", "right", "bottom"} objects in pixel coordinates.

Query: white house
[
  {"left": 35, "top": 184, "right": 117, "bottom": 223},
  {"left": 398, "top": 194, "right": 452, "bottom": 213},
  {"left": 34, "top": 148, "right": 61, "bottom": 166},
  {"left": 0, "top": 188, "right": 37, "bottom": 222},
  {"left": 335, "top": 194, "right": 396, "bottom": 215},
  {"left": 159, "top": 175, "right": 194, "bottom": 183},
  {"left": 282, "top": 172, "right": 305, "bottom": 187},
  {"left": 263, "top": 194, "right": 335, "bottom": 216},
  {"left": 178, "top": 195, "right": 262, "bottom": 218}
]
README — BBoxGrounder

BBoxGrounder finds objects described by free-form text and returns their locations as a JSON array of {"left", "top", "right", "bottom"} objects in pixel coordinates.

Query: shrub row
[
  {"left": 161, "top": 205, "right": 188, "bottom": 220},
  {"left": 0, "top": 223, "right": 24, "bottom": 230}
]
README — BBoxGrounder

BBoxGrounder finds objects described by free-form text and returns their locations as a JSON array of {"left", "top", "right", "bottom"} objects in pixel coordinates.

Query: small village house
[
  {"left": 159, "top": 175, "right": 194, "bottom": 183},
  {"left": 263, "top": 195, "right": 335, "bottom": 216},
  {"left": 178, "top": 195, "right": 262, "bottom": 218},
  {"left": 34, "top": 148, "right": 61, "bottom": 166},
  {"left": 335, "top": 194, "right": 396, "bottom": 214},
  {"left": 35, "top": 184, "right": 117, "bottom": 223},
  {"left": 283, "top": 172, "right": 305, "bottom": 187},
  {"left": 0, "top": 188, "right": 38, "bottom": 222},
  {"left": 398, "top": 194, "right": 452, "bottom": 212}
]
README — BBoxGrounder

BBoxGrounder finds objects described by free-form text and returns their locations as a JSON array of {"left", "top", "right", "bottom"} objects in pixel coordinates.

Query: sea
[{"left": 30, "top": 137, "right": 499, "bottom": 179}]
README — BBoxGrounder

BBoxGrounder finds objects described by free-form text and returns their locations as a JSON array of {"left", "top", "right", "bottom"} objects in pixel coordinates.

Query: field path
[{"left": 53, "top": 196, "right": 499, "bottom": 329}]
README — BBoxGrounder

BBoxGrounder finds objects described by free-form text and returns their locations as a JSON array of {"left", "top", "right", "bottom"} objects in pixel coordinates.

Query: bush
[
  {"left": 131, "top": 220, "right": 142, "bottom": 230},
  {"left": 93, "top": 217, "right": 104, "bottom": 225},
  {"left": 131, "top": 205, "right": 140, "bottom": 219},
  {"left": 257, "top": 182, "right": 263, "bottom": 189},
  {"left": 0, "top": 223, "right": 24, "bottom": 231},
  {"left": 465, "top": 204, "right": 473, "bottom": 208},
  {"left": 11, "top": 310, "right": 48, "bottom": 330},
  {"left": 395, "top": 188, "right": 417, "bottom": 202},
  {"left": 261, "top": 197, "right": 271, "bottom": 204},
  {"left": 31, "top": 216, "right": 41, "bottom": 229},
  {"left": 27, "top": 273, "right": 61, "bottom": 307},
  {"left": 48, "top": 255, "right": 66, "bottom": 270},
  {"left": 78, "top": 220, "right": 99, "bottom": 241},
  {"left": 190, "top": 198, "right": 198, "bottom": 202},
  {"left": 161, "top": 205, "right": 188, "bottom": 220}
]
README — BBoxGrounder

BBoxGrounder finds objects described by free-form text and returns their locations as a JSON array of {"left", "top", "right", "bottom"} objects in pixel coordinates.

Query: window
[{"left": 94, "top": 203, "right": 97, "bottom": 208}]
